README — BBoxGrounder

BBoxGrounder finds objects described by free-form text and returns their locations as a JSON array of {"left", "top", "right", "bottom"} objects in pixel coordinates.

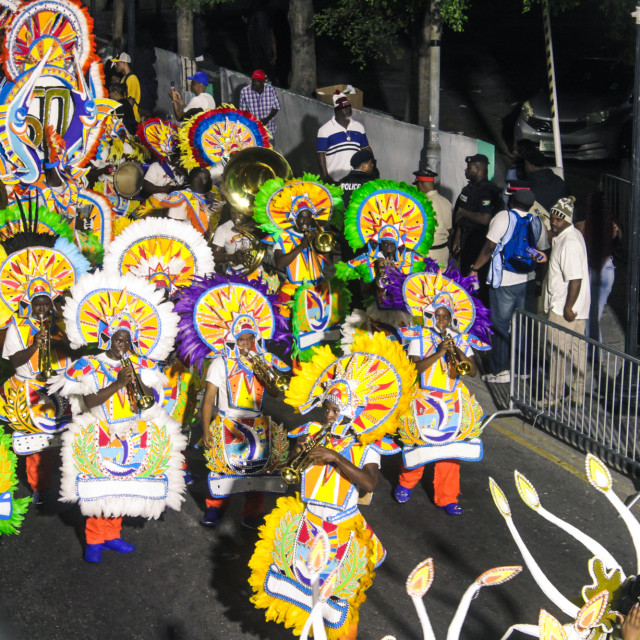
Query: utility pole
[
  {"left": 626, "top": 3, "right": 640, "bottom": 357},
  {"left": 425, "top": 0, "right": 442, "bottom": 177},
  {"left": 542, "top": 0, "right": 563, "bottom": 175}
]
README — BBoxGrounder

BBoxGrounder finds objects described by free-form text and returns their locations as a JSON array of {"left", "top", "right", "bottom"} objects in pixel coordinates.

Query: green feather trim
[
  {"left": 334, "top": 261, "right": 359, "bottom": 282},
  {"left": 253, "top": 177, "right": 285, "bottom": 237},
  {"left": 0, "top": 427, "right": 32, "bottom": 535},
  {"left": 76, "top": 232, "right": 105, "bottom": 266},
  {"left": 343, "top": 179, "right": 436, "bottom": 255},
  {"left": 0, "top": 205, "right": 73, "bottom": 240},
  {"left": 411, "top": 260, "right": 428, "bottom": 273}
]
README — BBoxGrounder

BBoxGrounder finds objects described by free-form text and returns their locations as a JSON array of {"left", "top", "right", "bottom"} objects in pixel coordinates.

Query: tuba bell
[
  {"left": 233, "top": 224, "right": 267, "bottom": 274},
  {"left": 221, "top": 147, "right": 292, "bottom": 214}
]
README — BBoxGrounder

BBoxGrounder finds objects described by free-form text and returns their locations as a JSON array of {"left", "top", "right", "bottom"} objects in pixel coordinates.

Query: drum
[{"left": 113, "top": 161, "right": 144, "bottom": 199}]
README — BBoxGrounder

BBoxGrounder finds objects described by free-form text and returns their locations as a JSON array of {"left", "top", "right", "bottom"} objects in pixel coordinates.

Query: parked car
[{"left": 514, "top": 58, "right": 632, "bottom": 160}]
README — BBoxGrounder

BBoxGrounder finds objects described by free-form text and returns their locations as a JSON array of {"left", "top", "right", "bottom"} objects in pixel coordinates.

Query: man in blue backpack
[{"left": 469, "top": 185, "right": 549, "bottom": 383}]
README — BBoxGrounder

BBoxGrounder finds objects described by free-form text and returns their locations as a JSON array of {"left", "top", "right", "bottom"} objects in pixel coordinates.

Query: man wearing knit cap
[
  {"left": 413, "top": 169, "right": 452, "bottom": 267},
  {"left": 169, "top": 71, "right": 216, "bottom": 121},
  {"left": 469, "top": 183, "right": 549, "bottom": 384},
  {"left": 240, "top": 70, "right": 281, "bottom": 139},
  {"left": 545, "top": 196, "right": 590, "bottom": 407},
  {"left": 317, "top": 94, "right": 371, "bottom": 183}
]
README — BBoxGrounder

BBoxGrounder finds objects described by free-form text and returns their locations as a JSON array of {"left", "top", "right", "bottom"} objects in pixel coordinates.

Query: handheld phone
[{"left": 525, "top": 247, "right": 547, "bottom": 263}]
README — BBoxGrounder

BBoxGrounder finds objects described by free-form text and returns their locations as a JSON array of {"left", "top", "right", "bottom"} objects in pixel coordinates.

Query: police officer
[
  {"left": 339, "top": 149, "right": 376, "bottom": 207},
  {"left": 413, "top": 169, "right": 453, "bottom": 267},
  {"left": 451, "top": 154, "right": 501, "bottom": 291}
]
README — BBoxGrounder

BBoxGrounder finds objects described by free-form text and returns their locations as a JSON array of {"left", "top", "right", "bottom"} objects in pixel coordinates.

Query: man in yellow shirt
[{"left": 112, "top": 52, "right": 141, "bottom": 122}]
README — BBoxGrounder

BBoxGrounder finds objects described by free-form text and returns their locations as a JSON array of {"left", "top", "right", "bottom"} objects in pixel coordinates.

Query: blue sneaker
[
  {"left": 437, "top": 502, "right": 464, "bottom": 516},
  {"left": 31, "top": 490, "right": 49, "bottom": 506},
  {"left": 103, "top": 538, "right": 135, "bottom": 553},
  {"left": 200, "top": 507, "right": 225, "bottom": 528},
  {"left": 84, "top": 544, "right": 104, "bottom": 563},
  {"left": 394, "top": 485, "right": 412, "bottom": 504},
  {"left": 183, "top": 469, "right": 196, "bottom": 486}
]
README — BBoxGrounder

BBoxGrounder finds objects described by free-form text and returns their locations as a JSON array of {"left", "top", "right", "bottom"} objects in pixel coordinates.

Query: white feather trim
[
  {"left": 103, "top": 217, "right": 214, "bottom": 279},
  {"left": 63, "top": 271, "right": 179, "bottom": 360},
  {"left": 60, "top": 405, "right": 187, "bottom": 519}
]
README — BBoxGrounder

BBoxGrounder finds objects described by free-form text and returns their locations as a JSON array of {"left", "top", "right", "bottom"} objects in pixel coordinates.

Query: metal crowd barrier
[
  {"left": 601, "top": 173, "right": 631, "bottom": 261},
  {"left": 483, "top": 309, "right": 640, "bottom": 490}
]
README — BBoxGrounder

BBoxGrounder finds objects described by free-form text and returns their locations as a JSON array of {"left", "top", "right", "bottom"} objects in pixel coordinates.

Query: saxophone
[
  {"left": 120, "top": 353, "right": 154, "bottom": 411},
  {"left": 36, "top": 313, "right": 55, "bottom": 381},
  {"left": 280, "top": 423, "right": 331, "bottom": 485}
]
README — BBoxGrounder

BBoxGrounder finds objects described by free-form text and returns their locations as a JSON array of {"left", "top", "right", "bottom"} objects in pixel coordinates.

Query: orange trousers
[
  {"left": 398, "top": 460, "right": 461, "bottom": 507},
  {"left": 25, "top": 449, "right": 55, "bottom": 492},
  {"left": 85, "top": 516, "right": 123, "bottom": 545},
  {"left": 205, "top": 492, "right": 265, "bottom": 516}
]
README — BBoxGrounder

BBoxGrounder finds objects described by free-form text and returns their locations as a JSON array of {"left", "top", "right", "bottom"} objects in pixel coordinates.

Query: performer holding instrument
[
  {"left": 249, "top": 333, "right": 415, "bottom": 640},
  {"left": 394, "top": 269, "right": 492, "bottom": 515},
  {"left": 173, "top": 274, "right": 290, "bottom": 529}
]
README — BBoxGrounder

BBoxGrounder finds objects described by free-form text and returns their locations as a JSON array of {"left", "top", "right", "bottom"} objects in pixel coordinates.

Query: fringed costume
[{"left": 249, "top": 333, "right": 414, "bottom": 640}]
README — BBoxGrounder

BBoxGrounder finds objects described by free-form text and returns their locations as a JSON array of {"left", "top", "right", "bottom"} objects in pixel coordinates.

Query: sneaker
[
  {"left": 393, "top": 485, "right": 412, "bottom": 504},
  {"left": 437, "top": 502, "right": 464, "bottom": 516},
  {"left": 200, "top": 507, "right": 225, "bottom": 528},
  {"left": 84, "top": 543, "right": 104, "bottom": 563},
  {"left": 103, "top": 538, "right": 135, "bottom": 553},
  {"left": 241, "top": 514, "right": 265, "bottom": 530},
  {"left": 482, "top": 371, "right": 510, "bottom": 384},
  {"left": 183, "top": 469, "right": 196, "bottom": 486},
  {"left": 31, "top": 490, "right": 49, "bottom": 506}
]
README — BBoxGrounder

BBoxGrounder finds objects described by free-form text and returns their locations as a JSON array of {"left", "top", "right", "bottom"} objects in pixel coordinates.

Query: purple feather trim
[
  {"left": 380, "top": 267, "right": 407, "bottom": 310},
  {"left": 172, "top": 273, "right": 291, "bottom": 366}
]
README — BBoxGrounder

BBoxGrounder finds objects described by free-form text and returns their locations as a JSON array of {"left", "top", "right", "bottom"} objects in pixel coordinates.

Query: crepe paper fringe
[
  {"left": 59, "top": 408, "right": 187, "bottom": 519},
  {"left": 343, "top": 180, "right": 436, "bottom": 255},
  {"left": 248, "top": 494, "right": 376, "bottom": 640},
  {"left": 173, "top": 273, "right": 290, "bottom": 369},
  {"left": 0, "top": 427, "right": 31, "bottom": 535}
]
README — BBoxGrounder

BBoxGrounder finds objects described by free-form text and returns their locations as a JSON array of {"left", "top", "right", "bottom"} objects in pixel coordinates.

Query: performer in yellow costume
[{"left": 249, "top": 333, "right": 415, "bottom": 640}]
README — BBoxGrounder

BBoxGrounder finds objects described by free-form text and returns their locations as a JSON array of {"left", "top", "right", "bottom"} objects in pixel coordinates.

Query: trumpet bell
[
  {"left": 221, "top": 147, "right": 292, "bottom": 213},
  {"left": 456, "top": 361, "right": 472, "bottom": 376},
  {"left": 137, "top": 395, "right": 155, "bottom": 410},
  {"left": 314, "top": 231, "right": 336, "bottom": 253},
  {"left": 281, "top": 466, "right": 301, "bottom": 485}
]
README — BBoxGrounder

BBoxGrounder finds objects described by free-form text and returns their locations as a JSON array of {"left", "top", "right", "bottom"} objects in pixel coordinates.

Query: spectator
[
  {"left": 524, "top": 149, "right": 568, "bottom": 212},
  {"left": 111, "top": 53, "right": 141, "bottom": 123},
  {"left": 169, "top": 71, "right": 216, "bottom": 121},
  {"left": 239, "top": 70, "right": 280, "bottom": 140},
  {"left": 544, "top": 196, "right": 590, "bottom": 407},
  {"left": 316, "top": 95, "right": 371, "bottom": 183},
  {"left": 470, "top": 185, "right": 549, "bottom": 384},
  {"left": 451, "top": 153, "right": 501, "bottom": 286},
  {"left": 502, "top": 139, "right": 537, "bottom": 206},
  {"left": 107, "top": 83, "right": 137, "bottom": 136},
  {"left": 339, "top": 148, "right": 375, "bottom": 206},
  {"left": 413, "top": 169, "right": 453, "bottom": 267}
]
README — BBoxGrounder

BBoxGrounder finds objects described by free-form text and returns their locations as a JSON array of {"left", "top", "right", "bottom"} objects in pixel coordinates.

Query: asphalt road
[{"left": 1, "top": 378, "right": 637, "bottom": 640}]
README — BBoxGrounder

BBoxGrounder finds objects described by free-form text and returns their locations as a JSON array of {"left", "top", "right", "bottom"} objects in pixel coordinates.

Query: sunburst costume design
[
  {"left": 178, "top": 106, "right": 271, "bottom": 170},
  {"left": 0, "top": 427, "right": 31, "bottom": 535},
  {"left": 103, "top": 217, "right": 215, "bottom": 299},
  {"left": 0, "top": 202, "right": 90, "bottom": 457},
  {"left": 50, "top": 271, "right": 186, "bottom": 519},
  {"left": 254, "top": 173, "right": 349, "bottom": 361},
  {"left": 249, "top": 333, "right": 414, "bottom": 640},
  {"left": 492, "top": 455, "right": 640, "bottom": 640},
  {"left": 174, "top": 274, "right": 290, "bottom": 504}
]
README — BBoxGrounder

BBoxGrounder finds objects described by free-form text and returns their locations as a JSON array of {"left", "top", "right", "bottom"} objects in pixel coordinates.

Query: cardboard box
[{"left": 315, "top": 84, "right": 364, "bottom": 110}]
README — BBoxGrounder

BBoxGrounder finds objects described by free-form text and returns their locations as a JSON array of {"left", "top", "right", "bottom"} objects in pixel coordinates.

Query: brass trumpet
[
  {"left": 247, "top": 351, "right": 290, "bottom": 393},
  {"left": 440, "top": 330, "right": 472, "bottom": 376},
  {"left": 120, "top": 353, "right": 154, "bottom": 411},
  {"left": 303, "top": 219, "right": 336, "bottom": 255},
  {"left": 280, "top": 423, "right": 331, "bottom": 485},
  {"left": 36, "top": 313, "right": 55, "bottom": 381}
]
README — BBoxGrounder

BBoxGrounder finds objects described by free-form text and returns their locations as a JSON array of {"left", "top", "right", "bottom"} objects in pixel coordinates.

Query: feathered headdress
[
  {"left": 102, "top": 217, "right": 215, "bottom": 298},
  {"left": 62, "top": 271, "right": 179, "bottom": 359},
  {"left": 178, "top": 106, "right": 271, "bottom": 169},
  {"left": 285, "top": 332, "right": 415, "bottom": 444},
  {"left": 173, "top": 273, "right": 289, "bottom": 367},
  {"left": 137, "top": 118, "right": 179, "bottom": 160},
  {"left": 344, "top": 179, "right": 436, "bottom": 255},
  {"left": 253, "top": 173, "right": 344, "bottom": 239}
]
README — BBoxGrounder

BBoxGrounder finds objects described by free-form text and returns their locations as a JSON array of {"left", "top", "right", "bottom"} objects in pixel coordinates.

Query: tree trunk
[
  {"left": 177, "top": 2, "right": 194, "bottom": 60},
  {"left": 112, "top": 0, "right": 125, "bottom": 49},
  {"left": 288, "top": 0, "right": 316, "bottom": 96}
]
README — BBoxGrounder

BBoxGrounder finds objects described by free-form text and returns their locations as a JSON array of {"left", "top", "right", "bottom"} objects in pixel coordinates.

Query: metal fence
[
  {"left": 484, "top": 309, "right": 640, "bottom": 483},
  {"left": 601, "top": 173, "right": 631, "bottom": 261}
]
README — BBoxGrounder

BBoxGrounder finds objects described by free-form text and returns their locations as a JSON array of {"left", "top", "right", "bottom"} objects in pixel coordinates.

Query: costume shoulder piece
[
  {"left": 285, "top": 332, "right": 416, "bottom": 445},
  {"left": 102, "top": 217, "right": 214, "bottom": 298},
  {"left": 173, "top": 273, "right": 289, "bottom": 367},
  {"left": 62, "top": 270, "right": 179, "bottom": 360},
  {"left": 253, "top": 172, "right": 344, "bottom": 240},
  {"left": 178, "top": 106, "right": 271, "bottom": 169},
  {"left": 344, "top": 179, "right": 435, "bottom": 254}
]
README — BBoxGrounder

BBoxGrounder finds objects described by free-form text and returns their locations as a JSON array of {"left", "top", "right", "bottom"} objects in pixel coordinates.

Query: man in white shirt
[
  {"left": 468, "top": 185, "right": 549, "bottom": 383},
  {"left": 544, "top": 196, "right": 590, "bottom": 406},
  {"left": 316, "top": 96, "right": 371, "bottom": 183},
  {"left": 169, "top": 71, "right": 216, "bottom": 121}
]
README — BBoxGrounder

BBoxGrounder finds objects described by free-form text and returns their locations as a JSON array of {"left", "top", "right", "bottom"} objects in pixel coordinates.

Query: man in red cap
[
  {"left": 316, "top": 94, "right": 371, "bottom": 183},
  {"left": 239, "top": 69, "right": 281, "bottom": 139},
  {"left": 413, "top": 168, "right": 452, "bottom": 267}
]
